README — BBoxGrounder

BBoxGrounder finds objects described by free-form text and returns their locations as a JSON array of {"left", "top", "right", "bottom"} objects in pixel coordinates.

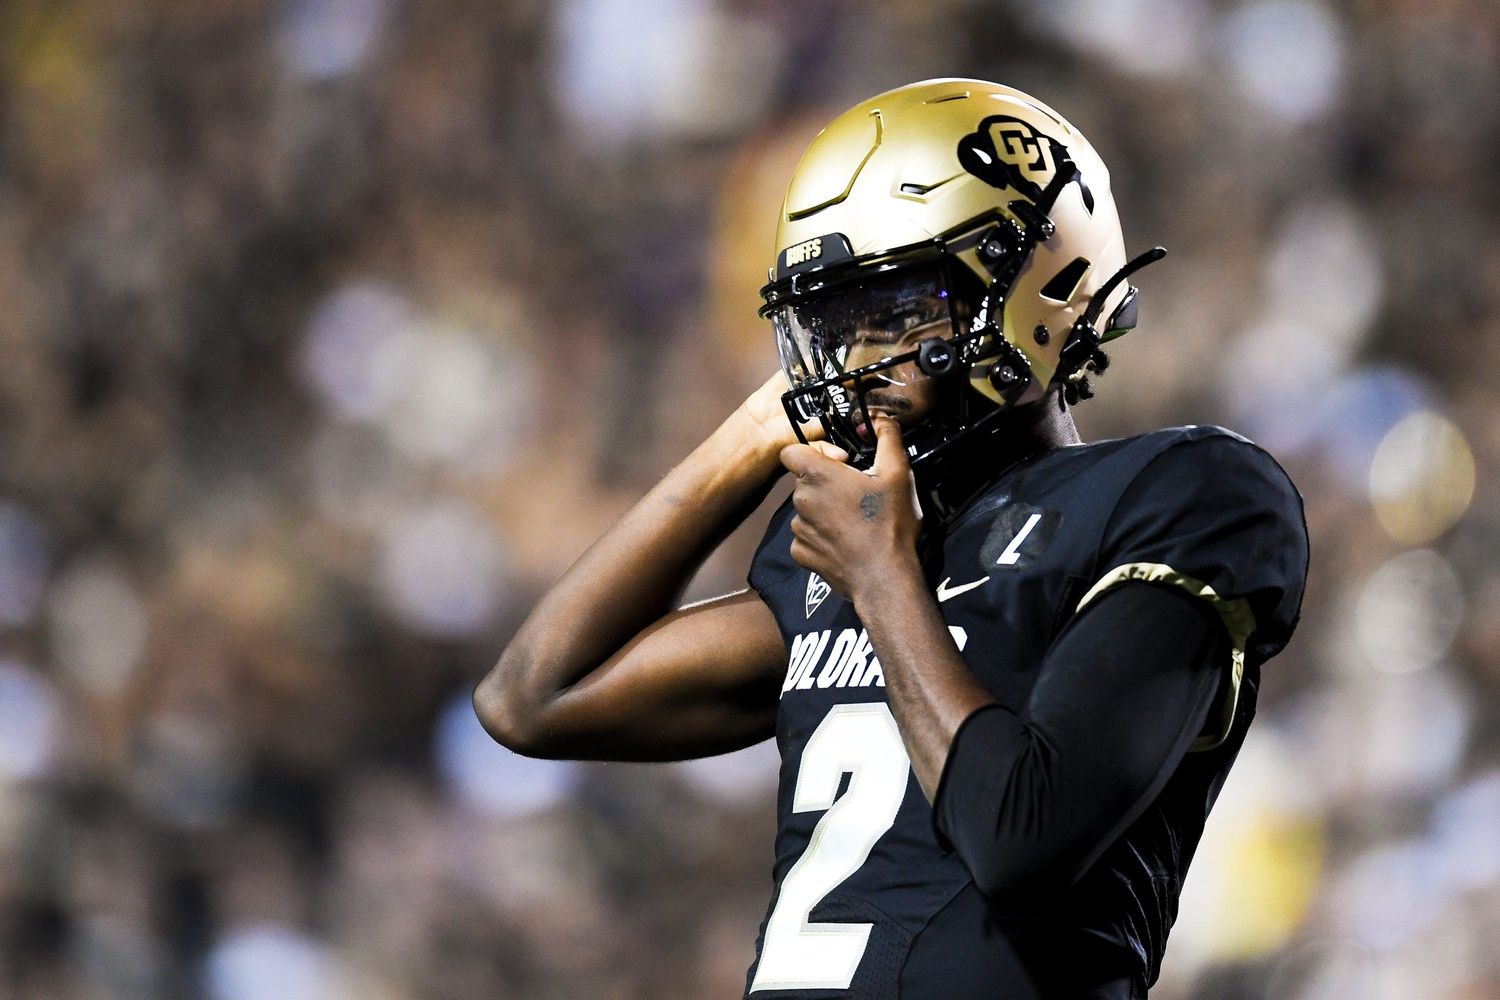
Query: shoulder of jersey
[
  {"left": 1003, "top": 424, "right": 1292, "bottom": 508},
  {"left": 1095, "top": 423, "right": 1306, "bottom": 539},
  {"left": 1049, "top": 424, "right": 1274, "bottom": 474},
  {"left": 1129, "top": 424, "right": 1292, "bottom": 477},
  {"left": 1089, "top": 423, "right": 1252, "bottom": 457}
]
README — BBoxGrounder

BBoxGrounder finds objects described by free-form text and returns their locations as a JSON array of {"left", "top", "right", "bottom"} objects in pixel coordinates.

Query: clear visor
[{"left": 772, "top": 266, "right": 957, "bottom": 399}]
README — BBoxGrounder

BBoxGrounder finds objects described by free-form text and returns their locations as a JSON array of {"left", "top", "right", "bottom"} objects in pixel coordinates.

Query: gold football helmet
[{"left": 761, "top": 78, "right": 1164, "bottom": 469}]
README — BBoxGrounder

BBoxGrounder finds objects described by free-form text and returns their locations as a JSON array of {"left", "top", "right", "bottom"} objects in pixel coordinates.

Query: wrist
[
  {"left": 720, "top": 404, "right": 792, "bottom": 475},
  {"left": 849, "top": 546, "right": 925, "bottom": 613}
]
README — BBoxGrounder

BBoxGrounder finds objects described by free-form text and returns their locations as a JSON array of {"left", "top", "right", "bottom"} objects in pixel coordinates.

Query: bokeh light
[
  {"left": 1030, "top": 0, "right": 1210, "bottom": 79},
  {"left": 1353, "top": 548, "right": 1465, "bottom": 675},
  {"left": 205, "top": 924, "right": 338, "bottom": 1000},
  {"left": 300, "top": 281, "right": 418, "bottom": 424},
  {"left": 0, "top": 659, "right": 60, "bottom": 782},
  {"left": 279, "top": 0, "right": 391, "bottom": 82},
  {"left": 433, "top": 692, "right": 579, "bottom": 818},
  {"left": 377, "top": 501, "right": 509, "bottom": 638},
  {"left": 1368, "top": 411, "right": 1476, "bottom": 546},
  {"left": 555, "top": 0, "right": 783, "bottom": 144},
  {"left": 1430, "top": 770, "right": 1500, "bottom": 892},
  {"left": 674, "top": 739, "right": 780, "bottom": 805},
  {"left": 0, "top": 503, "right": 50, "bottom": 626},
  {"left": 46, "top": 559, "right": 147, "bottom": 695},
  {"left": 1221, "top": 1, "right": 1345, "bottom": 125}
]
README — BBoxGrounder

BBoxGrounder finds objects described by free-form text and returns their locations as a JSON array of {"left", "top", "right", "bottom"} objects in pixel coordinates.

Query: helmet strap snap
[
  {"left": 916, "top": 337, "right": 957, "bottom": 377},
  {"left": 984, "top": 339, "right": 1034, "bottom": 406}
]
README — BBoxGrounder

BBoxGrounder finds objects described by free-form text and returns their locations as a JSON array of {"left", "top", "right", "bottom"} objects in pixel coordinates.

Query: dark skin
[{"left": 474, "top": 367, "right": 1080, "bottom": 799}]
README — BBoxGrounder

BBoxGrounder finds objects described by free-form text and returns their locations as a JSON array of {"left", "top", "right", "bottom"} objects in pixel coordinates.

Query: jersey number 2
[{"left": 750, "top": 703, "right": 911, "bottom": 992}]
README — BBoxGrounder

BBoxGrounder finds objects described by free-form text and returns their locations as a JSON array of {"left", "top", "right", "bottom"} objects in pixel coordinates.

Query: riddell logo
[{"left": 805, "top": 572, "right": 831, "bottom": 618}]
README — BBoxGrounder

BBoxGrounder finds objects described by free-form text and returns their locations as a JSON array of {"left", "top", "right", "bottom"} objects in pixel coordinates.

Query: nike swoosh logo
[{"left": 936, "top": 576, "right": 990, "bottom": 602}]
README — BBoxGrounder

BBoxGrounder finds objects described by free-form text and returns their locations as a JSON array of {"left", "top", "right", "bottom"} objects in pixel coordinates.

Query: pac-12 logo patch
[{"left": 805, "top": 572, "right": 831, "bottom": 618}]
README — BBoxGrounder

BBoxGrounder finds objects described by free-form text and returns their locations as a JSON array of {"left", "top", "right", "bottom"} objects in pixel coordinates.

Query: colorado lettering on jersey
[{"left": 781, "top": 626, "right": 969, "bottom": 696}]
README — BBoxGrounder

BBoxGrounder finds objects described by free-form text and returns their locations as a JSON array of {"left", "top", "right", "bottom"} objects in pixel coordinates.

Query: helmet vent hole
[
  {"left": 898, "top": 173, "right": 962, "bottom": 197},
  {"left": 925, "top": 91, "right": 970, "bottom": 104},
  {"left": 1039, "top": 257, "right": 1091, "bottom": 304}
]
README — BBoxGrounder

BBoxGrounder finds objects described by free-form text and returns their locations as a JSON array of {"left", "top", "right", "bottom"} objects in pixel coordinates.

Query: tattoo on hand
[{"left": 859, "top": 492, "right": 885, "bottom": 522}]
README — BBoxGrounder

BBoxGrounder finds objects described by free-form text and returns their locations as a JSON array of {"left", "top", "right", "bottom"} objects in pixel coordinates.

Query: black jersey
[{"left": 743, "top": 425, "right": 1309, "bottom": 1000}]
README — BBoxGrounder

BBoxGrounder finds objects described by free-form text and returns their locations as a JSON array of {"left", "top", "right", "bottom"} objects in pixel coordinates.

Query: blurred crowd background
[{"left": 1, "top": 0, "right": 1497, "bottom": 997}]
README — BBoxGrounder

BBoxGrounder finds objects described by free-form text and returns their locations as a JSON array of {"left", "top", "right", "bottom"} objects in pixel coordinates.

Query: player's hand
[
  {"left": 733, "top": 370, "right": 824, "bottom": 457},
  {"left": 780, "top": 416, "right": 922, "bottom": 602}
]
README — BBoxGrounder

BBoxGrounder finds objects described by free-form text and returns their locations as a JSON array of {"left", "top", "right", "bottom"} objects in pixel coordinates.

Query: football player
[{"left": 475, "top": 79, "right": 1308, "bottom": 999}]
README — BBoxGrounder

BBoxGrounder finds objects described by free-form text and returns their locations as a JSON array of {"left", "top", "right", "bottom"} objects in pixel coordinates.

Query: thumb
[{"left": 871, "top": 416, "right": 910, "bottom": 478}]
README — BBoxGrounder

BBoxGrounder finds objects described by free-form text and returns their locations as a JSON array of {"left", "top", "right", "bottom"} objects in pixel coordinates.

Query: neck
[
  {"left": 997, "top": 392, "right": 1082, "bottom": 462},
  {"left": 918, "top": 394, "right": 1081, "bottom": 524}
]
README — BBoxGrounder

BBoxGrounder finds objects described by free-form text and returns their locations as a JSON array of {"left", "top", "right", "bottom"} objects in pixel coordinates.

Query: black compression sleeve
[{"left": 931, "top": 580, "right": 1230, "bottom": 898}]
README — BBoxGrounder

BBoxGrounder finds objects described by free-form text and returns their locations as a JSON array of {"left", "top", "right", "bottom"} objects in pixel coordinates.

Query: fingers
[
  {"left": 780, "top": 441, "right": 847, "bottom": 479},
  {"left": 758, "top": 370, "right": 789, "bottom": 394},
  {"left": 788, "top": 519, "right": 817, "bottom": 570},
  {"left": 808, "top": 441, "right": 850, "bottom": 463},
  {"left": 756, "top": 370, "right": 826, "bottom": 441},
  {"left": 780, "top": 443, "right": 817, "bottom": 479},
  {"left": 871, "top": 416, "right": 910, "bottom": 478}
]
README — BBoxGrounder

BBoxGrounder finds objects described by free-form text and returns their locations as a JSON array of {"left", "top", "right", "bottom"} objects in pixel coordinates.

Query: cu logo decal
[
  {"left": 957, "top": 114, "right": 1070, "bottom": 202},
  {"left": 989, "top": 121, "right": 1056, "bottom": 188}
]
